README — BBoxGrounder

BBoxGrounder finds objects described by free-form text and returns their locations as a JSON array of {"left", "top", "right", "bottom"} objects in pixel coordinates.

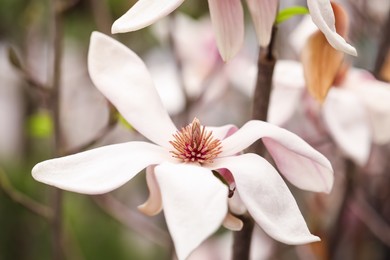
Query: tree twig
[
  {"left": 92, "top": 194, "right": 171, "bottom": 249},
  {"left": 232, "top": 26, "right": 278, "bottom": 260},
  {"left": 349, "top": 191, "right": 390, "bottom": 247},
  {"left": 0, "top": 167, "right": 53, "bottom": 219},
  {"left": 64, "top": 121, "right": 117, "bottom": 155},
  {"left": 50, "top": 0, "right": 65, "bottom": 258}
]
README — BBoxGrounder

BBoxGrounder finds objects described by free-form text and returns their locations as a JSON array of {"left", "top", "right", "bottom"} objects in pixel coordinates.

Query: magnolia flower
[
  {"left": 111, "top": 0, "right": 356, "bottom": 61},
  {"left": 280, "top": 12, "right": 390, "bottom": 165},
  {"left": 267, "top": 60, "right": 390, "bottom": 166},
  {"left": 227, "top": 49, "right": 390, "bottom": 165},
  {"left": 32, "top": 32, "right": 334, "bottom": 260}
]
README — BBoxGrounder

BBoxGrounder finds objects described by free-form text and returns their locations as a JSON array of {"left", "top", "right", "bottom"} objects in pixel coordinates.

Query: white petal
[
  {"left": 210, "top": 154, "right": 320, "bottom": 244},
  {"left": 206, "top": 124, "right": 238, "bottom": 140},
  {"left": 307, "top": 0, "right": 357, "bottom": 56},
  {"left": 207, "top": 0, "right": 244, "bottom": 61},
  {"left": 88, "top": 32, "right": 177, "bottom": 148},
  {"left": 268, "top": 60, "right": 305, "bottom": 126},
  {"left": 111, "top": 0, "right": 185, "bottom": 33},
  {"left": 220, "top": 121, "right": 333, "bottom": 193},
  {"left": 323, "top": 88, "right": 371, "bottom": 166},
  {"left": 222, "top": 213, "right": 243, "bottom": 231},
  {"left": 138, "top": 166, "right": 162, "bottom": 216},
  {"left": 32, "top": 142, "right": 172, "bottom": 194},
  {"left": 155, "top": 163, "right": 228, "bottom": 260},
  {"left": 343, "top": 69, "right": 390, "bottom": 144},
  {"left": 246, "top": 0, "right": 278, "bottom": 47}
]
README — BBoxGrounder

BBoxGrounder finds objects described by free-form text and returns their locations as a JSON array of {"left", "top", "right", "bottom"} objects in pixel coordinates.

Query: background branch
[{"left": 92, "top": 194, "right": 171, "bottom": 249}]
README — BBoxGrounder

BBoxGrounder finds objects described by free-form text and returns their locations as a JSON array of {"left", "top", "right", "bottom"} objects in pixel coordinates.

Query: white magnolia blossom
[
  {"left": 268, "top": 60, "right": 390, "bottom": 166},
  {"left": 111, "top": 0, "right": 356, "bottom": 61},
  {"left": 32, "top": 32, "right": 334, "bottom": 260}
]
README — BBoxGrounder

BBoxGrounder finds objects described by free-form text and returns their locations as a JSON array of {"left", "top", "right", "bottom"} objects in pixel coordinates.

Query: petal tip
[{"left": 137, "top": 203, "right": 162, "bottom": 216}]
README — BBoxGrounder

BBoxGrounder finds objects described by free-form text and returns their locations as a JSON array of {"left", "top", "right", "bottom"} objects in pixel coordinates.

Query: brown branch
[
  {"left": 92, "top": 194, "right": 171, "bottom": 249},
  {"left": 0, "top": 168, "right": 53, "bottom": 219},
  {"left": 232, "top": 26, "right": 278, "bottom": 260},
  {"left": 349, "top": 191, "right": 390, "bottom": 247},
  {"left": 64, "top": 121, "right": 117, "bottom": 155},
  {"left": 8, "top": 46, "right": 51, "bottom": 94},
  {"left": 88, "top": 0, "right": 113, "bottom": 35},
  {"left": 328, "top": 158, "right": 357, "bottom": 259},
  {"left": 50, "top": 0, "right": 65, "bottom": 259}
]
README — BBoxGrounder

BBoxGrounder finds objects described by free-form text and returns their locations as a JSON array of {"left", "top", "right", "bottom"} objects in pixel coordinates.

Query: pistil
[{"left": 170, "top": 118, "right": 222, "bottom": 164}]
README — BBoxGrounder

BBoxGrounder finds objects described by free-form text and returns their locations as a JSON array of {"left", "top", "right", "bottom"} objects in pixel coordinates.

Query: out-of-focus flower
[
  {"left": 32, "top": 32, "right": 334, "bottom": 260},
  {"left": 111, "top": 0, "right": 356, "bottom": 61},
  {"left": 276, "top": 6, "right": 390, "bottom": 165},
  {"left": 302, "top": 2, "right": 352, "bottom": 102},
  {"left": 147, "top": 13, "right": 253, "bottom": 125},
  {"left": 268, "top": 60, "right": 390, "bottom": 166}
]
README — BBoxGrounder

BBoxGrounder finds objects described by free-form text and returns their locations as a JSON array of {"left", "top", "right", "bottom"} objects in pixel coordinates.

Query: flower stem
[
  {"left": 50, "top": 0, "right": 65, "bottom": 259},
  {"left": 232, "top": 26, "right": 278, "bottom": 260}
]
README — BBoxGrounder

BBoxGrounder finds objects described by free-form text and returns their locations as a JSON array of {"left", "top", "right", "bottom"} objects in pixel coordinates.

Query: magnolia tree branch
[
  {"left": 88, "top": 0, "right": 113, "bottom": 35},
  {"left": 92, "top": 194, "right": 171, "bottom": 249},
  {"left": 64, "top": 119, "right": 117, "bottom": 156},
  {"left": 328, "top": 158, "right": 357, "bottom": 259},
  {"left": 349, "top": 191, "right": 390, "bottom": 247},
  {"left": 50, "top": 0, "right": 65, "bottom": 259},
  {"left": 0, "top": 168, "right": 53, "bottom": 219},
  {"left": 232, "top": 26, "right": 278, "bottom": 260}
]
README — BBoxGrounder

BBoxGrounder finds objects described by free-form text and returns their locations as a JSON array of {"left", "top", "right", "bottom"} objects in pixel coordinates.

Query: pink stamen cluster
[{"left": 170, "top": 118, "right": 222, "bottom": 164}]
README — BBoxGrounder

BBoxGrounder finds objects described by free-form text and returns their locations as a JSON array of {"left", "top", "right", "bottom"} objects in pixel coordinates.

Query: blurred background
[{"left": 0, "top": 0, "right": 389, "bottom": 259}]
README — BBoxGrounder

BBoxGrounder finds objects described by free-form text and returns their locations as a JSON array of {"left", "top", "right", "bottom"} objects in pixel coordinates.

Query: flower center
[{"left": 169, "top": 118, "right": 222, "bottom": 164}]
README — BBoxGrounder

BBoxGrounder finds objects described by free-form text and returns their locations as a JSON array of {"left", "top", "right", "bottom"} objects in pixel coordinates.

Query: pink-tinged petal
[
  {"left": 307, "top": 0, "right": 357, "bottom": 56},
  {"left": 111, "top": 0, "right": 185, "bottom": 33},
  {"left": 323, "top": 88, "right": 371, "bottom": 166},
  {"left": 173, "top": 14, "right": 222, "bottom": 95},
  {"left": 343, "top": 69, "right": 390, "bottom": 144},
  {"left": 155, "top": 163, "right": 228, "bottom": 260},
  {"left": 32, "top": 142, "right": 173, "bottom": 194},
  {"left": 211, "top": 154, "right": 320, "bottom": 244},
  {"left": 246, "top": 0, "right": 278, "bottom": 47},
  {"left": 206, "top": 124, "right": 238, "bottom": 140},
  {"left": 88, "top": 32, "right": 177, "bottom": 148},
  {"left": 268, "top": 60, "right": 305, "bottom": 126},
  {"left": 219, "top": 120, "right": 333, "bottom": 193},
  {"left": 138, "top": 166, "right": 162, "bottom": 216},
  {"left": 222, "top": 213, "right": 243, "bottom": 231},
  {"left": 207, "top": 0, "right": 244, "bottom": 61}
]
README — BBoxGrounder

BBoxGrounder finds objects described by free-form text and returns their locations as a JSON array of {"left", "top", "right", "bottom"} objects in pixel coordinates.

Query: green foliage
[
  {"left": 64, "top": 193, "right": 167, "bottom": 260},
  {"left": 27, "top": 111, "right": 53, "bottom": 138},
  {"left": 275, "top": 6, "right": 309, "bottom": 25}
]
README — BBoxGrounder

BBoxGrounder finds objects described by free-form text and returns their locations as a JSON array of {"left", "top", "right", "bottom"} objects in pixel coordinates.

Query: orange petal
[
  {"left": 302, "top": 31, "right": 344, "bottom": 102},
  {"left": 302, "top": 2, "right": 350, "bottom": 102},
  {"left": 380, "top": 50, "right": 390, "bottom": 82}
]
